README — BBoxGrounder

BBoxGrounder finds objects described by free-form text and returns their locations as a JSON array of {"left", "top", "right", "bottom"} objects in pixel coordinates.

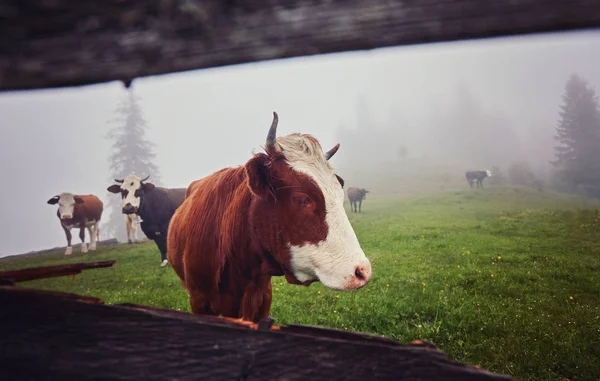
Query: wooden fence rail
[
  {"left": 1, "top": 0, "right": 599, "bottom": 91},
  {"left": 0, "top": 262, "right": 514, "bottom": 380}
]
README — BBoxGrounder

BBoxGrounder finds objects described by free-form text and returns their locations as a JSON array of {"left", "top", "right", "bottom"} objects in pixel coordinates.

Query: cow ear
[
  {"left": 143, "top": 183, "right": 155, "bottom": 191},
  {"left": 107, "top": 184, "right": 121, "bottom": 193},
  {"left": 47, "top": 196, "right": 60, "bottom": 205},
  {"left": 74, "top": 197, "right": 84, "bottom": 204},
  {"left": 245, "top": 153, "right": 272, "bottom": 199}
]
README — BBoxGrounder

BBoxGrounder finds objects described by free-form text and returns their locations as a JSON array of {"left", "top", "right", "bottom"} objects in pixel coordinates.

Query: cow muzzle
[
  {"left": 122, "top": 204, "right": 137, "bottom": 214},
  {"left": 60, "top": 214, "right": 72, "bottom": 220},
  {"left": 350, "top": 262, "right": 372, "bottom": 289}
]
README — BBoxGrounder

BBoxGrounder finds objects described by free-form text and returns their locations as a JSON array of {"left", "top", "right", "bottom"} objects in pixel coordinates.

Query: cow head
[
  {"left": 246, "top": 112, "right": 372, "bottom": 291},
  {"left": 486, "top": 169, "right": 493, "bottom": 177},
  {"left": 107, "top": 175, "right": 155, "bottom": 214},
  {"left": 47, "top": 192, "right": 84, "bottom": 220},
  {"left": 359, "top": 188, "right": 369, "bottom": 200}
]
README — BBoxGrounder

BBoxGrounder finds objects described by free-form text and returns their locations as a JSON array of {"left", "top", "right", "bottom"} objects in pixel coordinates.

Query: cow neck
[
  {"left": 138, "top": 186, "right": 148, "bottom": 220},
  {"left": 260, "top": 249, "right": 285, "bottom": 278},
  {"left": 262, "top": 249, "right": 305, "bottom": 286}
]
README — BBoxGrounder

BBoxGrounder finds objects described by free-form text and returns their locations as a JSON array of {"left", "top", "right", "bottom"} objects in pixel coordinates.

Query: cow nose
[
  {"left": 61, "top": 214, "right": 72, "bottom": 220},
  {"left": 122, "top": 204, "right": 135, "bottom": 214},
  {"left": 353, "top": 263, "right": 372, "bottom": 287}
]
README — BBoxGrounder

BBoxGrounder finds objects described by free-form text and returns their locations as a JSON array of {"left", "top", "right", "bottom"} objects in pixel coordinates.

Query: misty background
[{"left": 2, "top": 30, "right": 600, "bottom": 257}]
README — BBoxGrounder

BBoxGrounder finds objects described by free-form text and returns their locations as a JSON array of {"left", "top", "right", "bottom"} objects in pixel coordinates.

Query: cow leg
[
  {"left": 189, "top": 290, "right": 210, "bottom": 316},
  {"left": 87, "top": 226, "right": 93, "bottom": 249},
  {"left": 359, "top": 199, "right": 362, "bottom": 213},
  {"left": 154, "top": 233, "right": 169, "bottom": 267},
  {"left": 79, "top": 225, "right": 88, "bottom": 253},
  {"left": 257, "top": 282, "right": 273, "bottom": 321},
  {"left": 240, "top": 278, "right": 272, "bottom": 322},
  {"left": 124, "top": 215, "right": 132, "bottom": 244},
  {"left": 468, "top": 179, "right": 473, "bottom": 188},
  {"left": 62, "top": 225, "right": 73, "bottom": 255},
  {"left": 88, "top": 223, "right": 97, "bottom": 251},
  {"left": 132, "top": 218, "right": 139, "bottom": 243}
]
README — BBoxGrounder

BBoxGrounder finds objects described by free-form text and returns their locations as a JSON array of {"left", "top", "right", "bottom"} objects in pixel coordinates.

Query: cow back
[
  {"left": 138, "top": 187, "right": 181, "bottom": 224},
  {"left": 347, "top": 187, "right": 359, "bottom": 201},
  {"left": 74, "top": 195, "right": 103, "bottom": 222},
  {"left": 166, "top": 188, "right": 186, "bottom": 211}
]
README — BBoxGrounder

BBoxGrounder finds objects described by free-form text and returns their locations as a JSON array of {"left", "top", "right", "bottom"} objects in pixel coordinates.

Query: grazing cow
[
  {"left": 168, "top": 111, "right": 372, "bottom": 323},
  {"left": 107, "top": 175, "right": 186, "bottom": 267},
  {"left": 347, "top": 187, "right": 369, "bottom": 213},
  {"left": 124, "top": 213, "right": 139, "bottom": 244},
  {"left": 465, "top": 170, "right": 492, "bottom": 188},
  {"left": 47, "top": 193, "right": 103, "bottom": 255}
]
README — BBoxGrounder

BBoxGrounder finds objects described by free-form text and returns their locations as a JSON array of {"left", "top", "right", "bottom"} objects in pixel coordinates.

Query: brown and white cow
[
  {"left": 168, "top": 111, "right": 372, "bottom": 323},
  {"left": 47, "top": 193, "right": 103, "bottom": 255}
]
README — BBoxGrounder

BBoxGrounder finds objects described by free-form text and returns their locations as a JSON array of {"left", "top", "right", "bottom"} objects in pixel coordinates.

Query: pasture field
[{"left": 1, "top": 186, "right": 599, "bottom": 381}]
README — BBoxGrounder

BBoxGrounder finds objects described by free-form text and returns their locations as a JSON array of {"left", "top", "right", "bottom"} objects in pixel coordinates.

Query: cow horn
[
  {"left": 324, "top": 143, "right": 340, "bottom": 160},
  {"left": 265, "top": 111, "right": 282, "bottom": 154},
  {"left": 141, "top": 175, "right": 150, "bottom": 182},
  {"left": 114, "top": 179, "right": 124, "bottom": 184}
]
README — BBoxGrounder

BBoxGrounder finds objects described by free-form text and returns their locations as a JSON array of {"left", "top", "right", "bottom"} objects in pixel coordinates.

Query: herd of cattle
[{"left": 45, "top": 112, "right": 492, "bottom": 322}]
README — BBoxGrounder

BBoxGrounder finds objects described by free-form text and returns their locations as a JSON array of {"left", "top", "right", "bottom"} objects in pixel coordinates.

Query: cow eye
[{"left": 293, "top": 195, "right": 311, "bottom": 207}]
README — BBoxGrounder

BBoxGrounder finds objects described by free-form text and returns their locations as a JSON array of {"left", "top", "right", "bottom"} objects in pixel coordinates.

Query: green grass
[{"left": 2, "top": 186, "right": 600, "bottom": 381}]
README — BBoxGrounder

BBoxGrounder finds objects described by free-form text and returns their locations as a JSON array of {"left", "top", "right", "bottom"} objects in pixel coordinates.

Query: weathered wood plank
[
  {"left": 0, "top": 0, "right": 599, "bottom": 91},
  {"left": 0, "top": 260, "right": 116, "bottom": 283},
  {"left": 0, "top": 286, "right": 513, "bottom": 380}
]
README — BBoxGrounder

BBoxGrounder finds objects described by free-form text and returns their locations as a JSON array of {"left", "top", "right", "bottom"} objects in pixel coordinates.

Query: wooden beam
[
  {"left": 0, "top": 285, "right": 514, "bottom": 380},
  {"left": 1, "top": 0, "right": 599, "bottom": 91},
  {"left": 0, "top": 260, "right": 116, "bottom": 283}
]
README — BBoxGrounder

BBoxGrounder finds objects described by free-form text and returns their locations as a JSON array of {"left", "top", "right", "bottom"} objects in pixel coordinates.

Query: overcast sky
[{"left": 2, "top": 29, "right": 600, "bottom": 257}]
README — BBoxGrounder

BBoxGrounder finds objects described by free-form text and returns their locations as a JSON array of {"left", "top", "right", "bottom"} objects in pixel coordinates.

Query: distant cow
[
  {"left": 465, "top": 170, "right": 492, "bottom": 188},
  {"left": 168, "top": 111, "right": 372, "bottom": 323},
  {"left": 107, "top": 175, "right": 186, "bottom": 267},
  {"left": 347, "top": 187, "right": 369, "bottom": 213},
  {"left": 47, "top": 193, "right": 103, "bottom": 255},
  {"left": 124, "top": 214, "right": 139, "bottom": 244}
]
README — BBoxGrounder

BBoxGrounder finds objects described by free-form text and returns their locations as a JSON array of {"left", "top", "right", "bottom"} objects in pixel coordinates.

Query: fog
[{"left": 2, "top": 30, "right": 600, "bottom": 257}]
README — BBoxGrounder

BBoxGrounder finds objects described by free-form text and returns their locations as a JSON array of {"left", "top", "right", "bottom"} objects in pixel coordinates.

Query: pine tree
[
  {"left": 552, "top": 74, "right": 600, "bottom": 197},
  {"left": 104, "top": 91, "right": 162, "bottom": 241}
]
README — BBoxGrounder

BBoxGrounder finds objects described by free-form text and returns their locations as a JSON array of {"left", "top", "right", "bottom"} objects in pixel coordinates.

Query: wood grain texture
[
  {"left": 0, "top": 260, "right": 116, "bottom": 283},
  {"left": 0, "top": 286, "right": 514, "bottom": 380},
  {"left": 0, "top": 0, "right": 599, "bottom": 91}
]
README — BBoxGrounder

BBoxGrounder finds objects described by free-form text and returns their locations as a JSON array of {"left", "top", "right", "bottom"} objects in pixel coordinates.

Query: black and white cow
[
  {"left": 107, "top": 175, "right": 186, "bottom": 267},
  {"left": 465, "top": 170, "right": 492, "bottom": 188}
]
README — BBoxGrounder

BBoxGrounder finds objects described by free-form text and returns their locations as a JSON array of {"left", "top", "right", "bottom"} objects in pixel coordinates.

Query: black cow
[
  {"left": 107, "top": 175, "right": 186, "bottom": 267},
  {"left": 347, "top": 186, "right": 369, "bottom": 213},
  {"left": 465, "top": 170, "right": 492, "bottom": 188}
]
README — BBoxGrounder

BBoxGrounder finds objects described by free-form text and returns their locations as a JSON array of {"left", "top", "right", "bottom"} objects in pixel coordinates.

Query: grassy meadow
[{"left": 1, "top": 186, "right": 600, "bottom": 381}]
